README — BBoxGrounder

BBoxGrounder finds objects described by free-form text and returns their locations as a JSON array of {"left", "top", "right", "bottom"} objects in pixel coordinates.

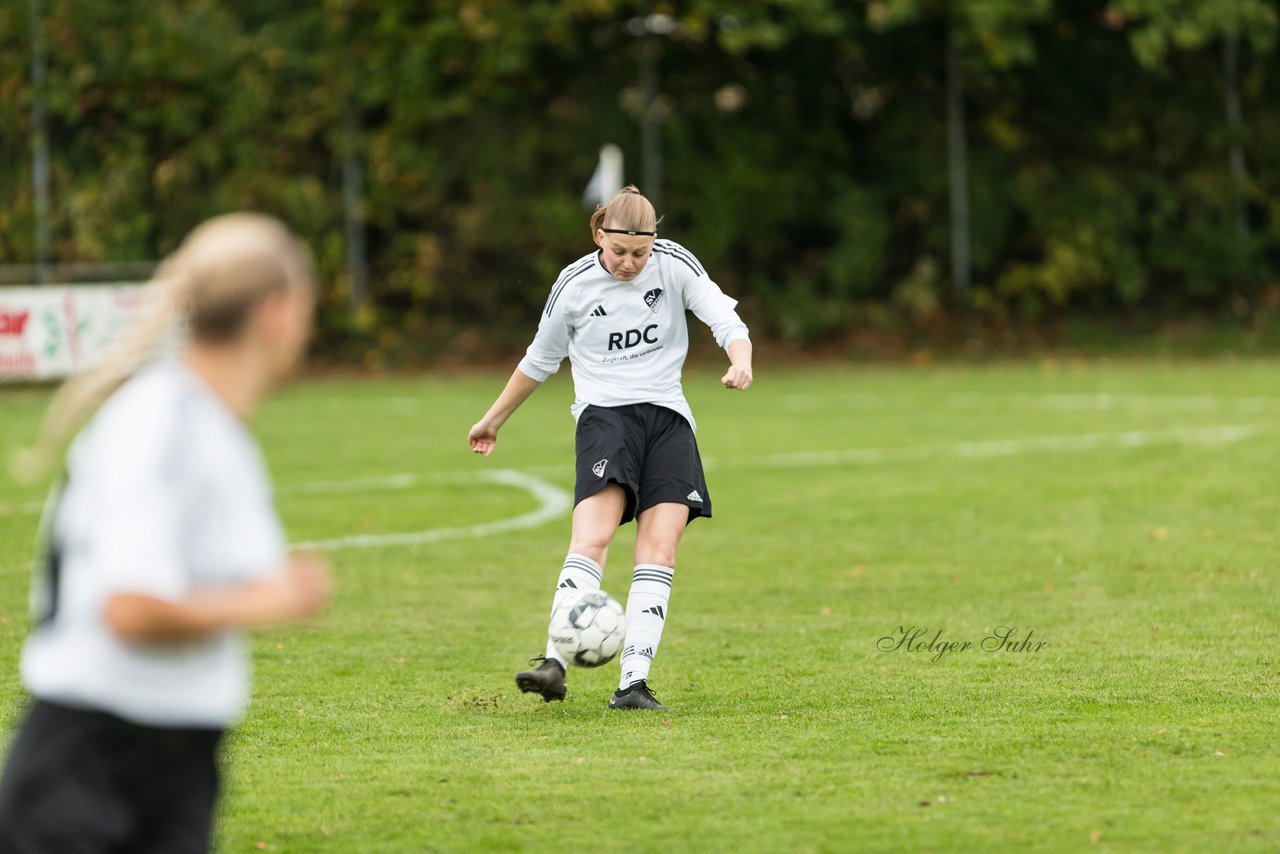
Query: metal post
[
  {"left": 1223, "top": 30, "right": 1248, "bottom": 250},
  {"left": 946, "top": 16, "right": 971, "bottom": 303},
  {"left": 30, "top": 0, "right": 51, "bottom": 284},
  {"left": 629, "top": 15, "right": 673, "bottom": 213},
  {"left": 639, "top": 37, "right": 664, "bottom": 215},
  {"left": 341, "top": 106, "right": 368, "bottom": 314}
]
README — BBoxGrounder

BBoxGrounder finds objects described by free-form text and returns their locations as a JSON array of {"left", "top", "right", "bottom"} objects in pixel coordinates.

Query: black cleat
[
  {"left": 608, "top": 680, "right": 673, "bottom": 711},
  {"left": 515, "top": 657, "right": 566, "bottom": 703}
]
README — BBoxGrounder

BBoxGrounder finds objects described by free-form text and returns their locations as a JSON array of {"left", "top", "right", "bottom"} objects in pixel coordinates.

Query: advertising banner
[{"left": 0, "top": 285, "right": 151, "bottom": 382}]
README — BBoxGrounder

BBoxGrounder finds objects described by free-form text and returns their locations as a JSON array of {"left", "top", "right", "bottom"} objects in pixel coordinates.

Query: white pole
[{"left": 600, "top": 144, "right": 623, "bottom": 199}]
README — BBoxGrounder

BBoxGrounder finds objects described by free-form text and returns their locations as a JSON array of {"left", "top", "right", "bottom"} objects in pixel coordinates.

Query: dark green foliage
[{"left": 2, "top": 1, "right": 1277, "bottom": 347}]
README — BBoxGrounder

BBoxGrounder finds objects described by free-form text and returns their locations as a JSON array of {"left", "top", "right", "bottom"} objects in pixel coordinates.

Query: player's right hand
[{"left": 468, "top": 421, "right": 498, "bottom": 457}]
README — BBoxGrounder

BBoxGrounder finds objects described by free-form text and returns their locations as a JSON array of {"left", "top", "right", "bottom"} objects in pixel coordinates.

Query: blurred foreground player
[{"left": 0, "top": 213, "right": 330, "bottom": 853}]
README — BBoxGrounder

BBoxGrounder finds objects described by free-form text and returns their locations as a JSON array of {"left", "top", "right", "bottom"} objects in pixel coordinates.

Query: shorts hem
[
  {"left": 574, "top": 478, "right": 639, "bottom": 525},
  {"left": 635, "top": 495, "right": 712, "bottom": 525}
]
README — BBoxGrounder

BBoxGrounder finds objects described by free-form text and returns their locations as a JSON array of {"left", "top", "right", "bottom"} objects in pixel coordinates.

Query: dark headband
[{"left": 601, "top": 228, "right": 656, "bottom": 236}]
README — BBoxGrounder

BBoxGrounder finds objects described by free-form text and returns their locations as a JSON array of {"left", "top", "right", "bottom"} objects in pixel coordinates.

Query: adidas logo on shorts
[
  {"left": 592, "top": 458, "right": 608, "bottom": 478},
  {"left": 687, "top": 490, "right": 703, "bottom": 502}
]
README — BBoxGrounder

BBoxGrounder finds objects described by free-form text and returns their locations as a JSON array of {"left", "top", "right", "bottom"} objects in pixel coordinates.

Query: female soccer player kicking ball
[
  {"left": 469, "top": 186, "right": 753, "bottom": 711},
  {"left": 0, "top": 214, "right": 330, "bottom": 852}
]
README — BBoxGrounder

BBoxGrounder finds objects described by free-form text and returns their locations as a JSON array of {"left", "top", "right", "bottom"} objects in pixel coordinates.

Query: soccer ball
[{"left": 549, "top": 590, "right": 626, "bottom": 667}]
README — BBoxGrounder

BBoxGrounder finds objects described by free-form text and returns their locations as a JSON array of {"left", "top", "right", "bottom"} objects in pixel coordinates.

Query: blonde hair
[
  {"left": 589, "top": 185, "right": 659, "bottom": 237},
  {"left": 13, "top": 212, "right": 314, "bottom": 483}
]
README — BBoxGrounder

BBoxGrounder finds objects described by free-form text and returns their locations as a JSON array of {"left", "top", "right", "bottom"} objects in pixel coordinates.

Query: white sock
[
  {"left": 619, "top": 564, "right": 673, "bottom": 690},
  {"left": 544, "top": 553, "right": 603, "bottom": 666}
]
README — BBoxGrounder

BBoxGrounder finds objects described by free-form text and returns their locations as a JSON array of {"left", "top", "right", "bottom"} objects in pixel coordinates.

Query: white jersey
[
  {"left": 517, "top": 239, "right": 749, "bottom": 430},
  {"left": 21, "top": 362, "right": 285, "bottom": 728}
]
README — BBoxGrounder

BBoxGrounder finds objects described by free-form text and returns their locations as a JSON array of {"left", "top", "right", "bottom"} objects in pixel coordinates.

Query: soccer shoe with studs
[
  {"left": 607, "top": 680, "right": 672, "bottom": 711},
  {"left": 515, "top": 657, "right": 566, "bottom": 702}
]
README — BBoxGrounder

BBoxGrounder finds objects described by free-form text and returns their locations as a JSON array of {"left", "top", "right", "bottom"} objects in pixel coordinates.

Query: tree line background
[{"left": 1, "top": 0, "right": 1278, "bottom": 361}]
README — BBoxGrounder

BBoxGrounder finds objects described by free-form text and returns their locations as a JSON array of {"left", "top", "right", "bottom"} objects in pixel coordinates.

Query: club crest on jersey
[
  {"left": 644, "top": 288, "right": 664, "bottom": 313},
  {"left": 592, "top": 458, "right": 608, "bottom": 478}
]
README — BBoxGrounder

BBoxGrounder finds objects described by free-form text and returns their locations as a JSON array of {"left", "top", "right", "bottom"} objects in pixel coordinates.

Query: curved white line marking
[
  {"left": 291, "top": 468, "right": 571, "bottom": 552},
  {"left": 0, "top": 423, "right": 1267, "bottom": 519}
]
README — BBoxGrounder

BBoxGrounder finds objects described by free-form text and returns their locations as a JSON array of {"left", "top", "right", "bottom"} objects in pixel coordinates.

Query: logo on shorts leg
[
  {"left": 592, "top": 459, "right": 609, "bottom": 478},
  {"left": 687, "top": 490, "right": 703, "bottom": 502}
]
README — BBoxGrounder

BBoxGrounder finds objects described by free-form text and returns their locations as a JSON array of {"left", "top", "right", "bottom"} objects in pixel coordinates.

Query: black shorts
[
  {"left": 0, "top": 699, "right": 224, "bottom": 854},
  {"left": 575, "top": 403, "right": 711, "bottom": 526}
]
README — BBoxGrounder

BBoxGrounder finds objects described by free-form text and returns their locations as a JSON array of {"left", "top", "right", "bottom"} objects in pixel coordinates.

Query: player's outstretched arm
[
  {"left": 103, "top": 554, "right": 331, "bottom": 643},
  {"left": 468, "top": 368, "right": 542, "bottom": 457},
  {"left": 722, "top": 339, "right": 754, "bottom": 390}
]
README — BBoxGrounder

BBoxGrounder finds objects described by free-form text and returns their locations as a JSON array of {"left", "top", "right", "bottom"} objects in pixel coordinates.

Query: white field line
[
  {"left": 954, "top": 392, "right": 1280, "bottom": 413},
  {"left": 738, "top": 423, "right": 1261, "bottom": 471},
  {"left": 783, "top": 391, "right": 1280, "bottom": 414},
  {"left": 0, "top": 423, "right": 1265, "bottom": 558},
  {"left": 0, "top": 469, "right": 561, "bottom": 570},
  {"left": 0, "top": 500, "right": 45, "bottom": 518},
  {"left": 291, "top": 468, "right": 571, "bottom": 552},
  {"left": 0, "top": 467, "right": 540, "bottom": 519}
]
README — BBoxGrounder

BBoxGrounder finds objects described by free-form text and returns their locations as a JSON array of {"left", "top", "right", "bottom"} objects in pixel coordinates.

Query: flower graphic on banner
[{"left": 41, "top": 308, "right": 63, "bottom": 359}]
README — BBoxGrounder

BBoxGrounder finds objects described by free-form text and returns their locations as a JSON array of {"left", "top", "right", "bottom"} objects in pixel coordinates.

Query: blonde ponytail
[
  {"left": 11, "top": 272, "right": 192, "bottom": 483},
  {"left": 11, "top": 212, "right": 312, "bottom": 484},
  {"left": 590, "top": 185, "right": 659, "bottom": 237}
]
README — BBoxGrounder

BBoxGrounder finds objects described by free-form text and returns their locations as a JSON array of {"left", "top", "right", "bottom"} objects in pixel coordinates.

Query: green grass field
[{"left": 2, "top": 359, "right": 1279, "bottom": 852}]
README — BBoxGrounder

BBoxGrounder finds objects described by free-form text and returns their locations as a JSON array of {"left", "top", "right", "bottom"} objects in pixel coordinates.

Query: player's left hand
[{"left": 722, "top": 366, "right": 753, "bottom": 390}]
